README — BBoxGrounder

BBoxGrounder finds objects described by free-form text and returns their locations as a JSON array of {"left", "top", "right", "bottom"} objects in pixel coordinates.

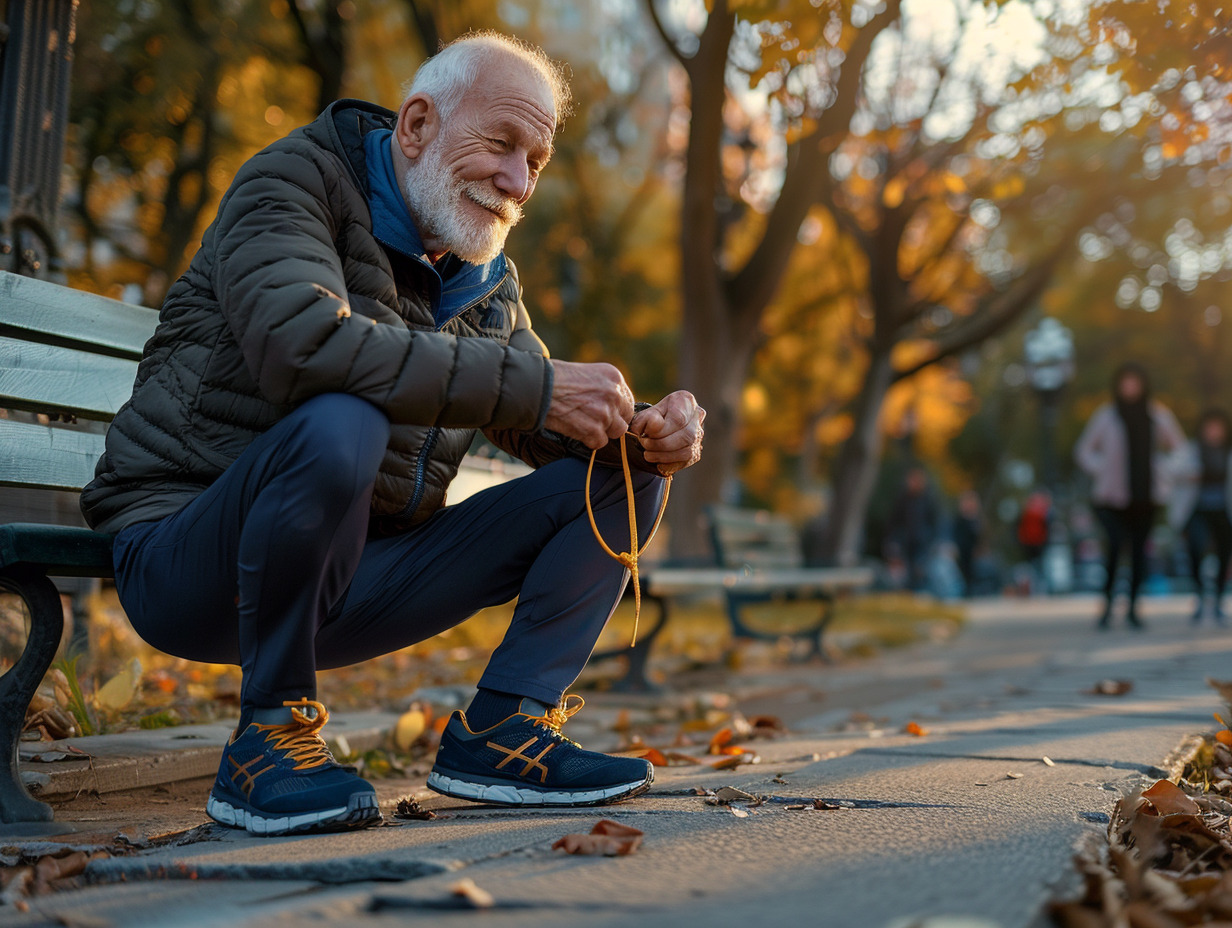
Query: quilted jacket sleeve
[{"left": 209, "top": 142, "right": 548, "bottom": 431}]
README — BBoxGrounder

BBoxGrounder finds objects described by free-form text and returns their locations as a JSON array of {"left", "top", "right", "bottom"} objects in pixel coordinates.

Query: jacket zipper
[
  {"left": 372, "top": 246, "right": 510, "bottom": 522},
  {"left": 400, "top": 425, "right": 440, "bottom": 520}
]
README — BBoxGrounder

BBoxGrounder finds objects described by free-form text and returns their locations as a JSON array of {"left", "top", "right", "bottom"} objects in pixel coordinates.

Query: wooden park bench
[
  {"left": 597, "top": 505, "right": 874, "bottom": 690},
  {"left": 0, "top": 270, "right": 156, "bottom": 828}
]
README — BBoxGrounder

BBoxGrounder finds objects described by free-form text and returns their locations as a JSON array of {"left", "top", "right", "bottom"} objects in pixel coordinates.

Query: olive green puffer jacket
[{"left": 80, "top": 99, "right": 555, "bottom": 535}]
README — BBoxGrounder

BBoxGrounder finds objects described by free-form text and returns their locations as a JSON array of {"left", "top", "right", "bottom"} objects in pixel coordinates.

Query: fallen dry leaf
[
  {"left": 393, "top": 796, "right": 436, "bottom": 821},
  {"left": 729, "top": 806, "right": 749, "bottom": 818},
  {"left": 665, "top": 751, "right": 704, "bottom": 766},
  {"left": 642, "top": 748, "right": 669, "bottom": 767},
  {"left": 553, "top": 819, "right": 643, "bottom": 856},
  {"left": 1042, "top": 756, "right": 1056, "bottom": 767},
  {"left": 392, "top": 702, "right": 431, "bottom": 752},
  {"left": 1087, "top": 679, "right": 1134, "bottom": 696},
  {"left": 449, "top": 878, "right": 494, "bottom": 909},
  {"left": 750, "top": 715, "right": 785, "bottom": 734},
  {"left": 1140, "top": 778, "right": 1201, "bottom": 816},
  {"left": 708, "top": 727, "right": 734, "bottom": 755},
  {"left": 711, "top": 752, "right": 760, "bottom": 770},
  {"left": 903, "top": 721, "right": 929, "bottom": 737},
  {"left": 711, "top": 786, "right": 758, "bottom": 804}
]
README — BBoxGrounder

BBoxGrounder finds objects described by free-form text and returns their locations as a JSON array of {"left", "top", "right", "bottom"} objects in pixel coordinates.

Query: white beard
[{"left": 399, "top": 139, "right": 523, "bottom": 265}]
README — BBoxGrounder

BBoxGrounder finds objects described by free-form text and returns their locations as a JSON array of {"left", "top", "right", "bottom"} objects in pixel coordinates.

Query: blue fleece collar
[{"left": 363, "top": 128, "right": 508, "bottom": 328}]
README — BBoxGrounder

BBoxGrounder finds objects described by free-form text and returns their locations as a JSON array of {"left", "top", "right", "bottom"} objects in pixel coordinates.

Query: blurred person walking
[
  {"left": 885, "top": 466, "right": 940, "bottom": 592},
  {"left": 1016, "top": 489, "right": 1051, "bottom": 590},
  {"left": 1170, "top": 409, "right": 1232, "bottom": 625},
  {"left": 952, "top": 490, "right": 982, "bottom": 596},
  {"left": 1075, "top": 362, "right": 1186, "bottom": 630}
]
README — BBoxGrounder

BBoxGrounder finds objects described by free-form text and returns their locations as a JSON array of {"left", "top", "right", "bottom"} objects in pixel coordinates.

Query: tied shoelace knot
[
  {"left": 527, "top": 694, "right": 585, "bottom": 747},
  {"left": 255, "top": 698, "right": 334, "bottom": 770},
  {"left": 585, "top": 433, "right": 671, "bottom": 647}
]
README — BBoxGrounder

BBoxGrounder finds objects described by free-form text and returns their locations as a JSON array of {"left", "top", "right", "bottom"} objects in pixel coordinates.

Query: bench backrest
[
  {"left": 706, "top": 505, "right": 803, "bottom": 570},
  {"left": 0, "top": 271, "right": 157, "bottom": 493}
]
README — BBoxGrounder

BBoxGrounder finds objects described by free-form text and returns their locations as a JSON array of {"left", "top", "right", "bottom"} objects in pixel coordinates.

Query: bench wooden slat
[
  {"left": 0, "top": 337, "right": 138, "bottom": 420},
  {"left": 0, "top": 420, "right": 105, "bottom": 491},
  {"left": 645, "top": 566, "right": 874, "bottom": 596},
  {"left": 708, "top": 505, "right": 804, "bottom": 569},
  {"left": 0, "top": 271, "right": 157, "bottom": 360}
]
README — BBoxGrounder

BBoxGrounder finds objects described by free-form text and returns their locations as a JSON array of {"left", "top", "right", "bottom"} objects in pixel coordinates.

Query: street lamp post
[{"left": 1023, "top": 317, "right": 1076, "bottom": 593}]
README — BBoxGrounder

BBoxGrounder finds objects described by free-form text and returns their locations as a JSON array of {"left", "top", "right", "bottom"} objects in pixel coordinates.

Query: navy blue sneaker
[
  {"left": 427, "top": 695, "right": 653, "bottom": 807},
  {"left": 207, "top": 699, "right": 381, "bottom": 835}
]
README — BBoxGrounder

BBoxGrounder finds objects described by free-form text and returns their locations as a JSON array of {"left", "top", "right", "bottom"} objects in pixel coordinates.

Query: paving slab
[{"left": 17, "top": 711, "right": 400, "bottom": 802}]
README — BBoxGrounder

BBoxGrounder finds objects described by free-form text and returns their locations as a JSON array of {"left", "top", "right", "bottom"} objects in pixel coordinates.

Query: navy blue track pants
[{"left": 112, "top": 393, "right": 666, "bottom": 710}]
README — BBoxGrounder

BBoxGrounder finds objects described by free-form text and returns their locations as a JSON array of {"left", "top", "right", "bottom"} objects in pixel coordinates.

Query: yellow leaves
[
  {"left": 990, "top": 176, "right": 1026, "bottom": 200},
  {"left": 941, "top": 172, "right": 966, "bottom": 195},
  {"left": 882, "top": 176, "right": 908, "bottom": 209},
  {"left": 94, "top": 658, "right": 142, "bottom": 712},
  {"left": 392, "top": 702, "right": 430, "bottom": 752}
]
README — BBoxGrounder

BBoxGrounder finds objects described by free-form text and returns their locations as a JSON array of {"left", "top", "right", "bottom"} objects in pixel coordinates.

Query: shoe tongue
[
  {"left": 517, "top": 697, "right": 554, "bottom": 716},
  {"left": 251, "top": 706, "right": 297, "bottom": 726}
]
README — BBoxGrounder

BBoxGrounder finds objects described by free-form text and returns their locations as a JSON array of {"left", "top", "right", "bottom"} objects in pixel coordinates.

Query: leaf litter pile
[{"left": 1050, "top": 680, "right": 1232, "bottom": 927}]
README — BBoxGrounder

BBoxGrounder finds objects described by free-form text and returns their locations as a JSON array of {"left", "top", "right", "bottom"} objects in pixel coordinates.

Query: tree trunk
[
  {"left": 670, "top": 297, "right": 750, "bottom": 558},
  {"left": 661, "top": 3, "right": 735, "bottom": 560},
  {"left": 819, "top": 348, "right": 896, "bottom": 565}
]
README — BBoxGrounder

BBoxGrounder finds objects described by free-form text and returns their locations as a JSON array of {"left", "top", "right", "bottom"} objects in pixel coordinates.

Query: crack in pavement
[{"left": 856, "top": 747, "right": 1167, "bottom": 777}]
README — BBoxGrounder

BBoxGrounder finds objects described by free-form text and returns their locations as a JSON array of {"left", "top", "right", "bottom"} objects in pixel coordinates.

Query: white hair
[{"left": 403, "top": 31, "right": 572, "bottom": 126}]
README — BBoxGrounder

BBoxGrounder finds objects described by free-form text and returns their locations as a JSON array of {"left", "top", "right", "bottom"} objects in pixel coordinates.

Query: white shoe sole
[
  {"left": 425, "top": 770, "right": 652, "bottom": 807},
  {"left": 206, "top": 791, "right": 381, "bottom": 836}
]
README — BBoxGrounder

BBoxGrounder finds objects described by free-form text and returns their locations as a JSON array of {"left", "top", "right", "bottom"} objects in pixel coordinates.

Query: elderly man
[{"left": 80, "top": 32, "right": 703, "bottom": 836}]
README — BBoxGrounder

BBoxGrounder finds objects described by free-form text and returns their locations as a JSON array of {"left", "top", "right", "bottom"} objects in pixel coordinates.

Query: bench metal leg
[
  {"left": 0, "top": 564, "right": 64, "bottom": 824},
  {"left": 593, "top": 594, "right": 670, "bottom": 693},
  {"left": 810, "top": 594, "right": 836, "bottom": 662}
]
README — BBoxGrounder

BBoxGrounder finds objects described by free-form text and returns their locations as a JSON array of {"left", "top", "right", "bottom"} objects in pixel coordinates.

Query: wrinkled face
[
  {"left": 1116, "top": 372, "right": 1145, "bottom": 403},
  {"left": 401, "top": 59, "right": 555, "bottom": 264}
]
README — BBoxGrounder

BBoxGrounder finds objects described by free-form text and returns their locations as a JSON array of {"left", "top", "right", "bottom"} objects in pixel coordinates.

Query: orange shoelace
[
  {"left": 526, "top": 693, "right": 585, "bottom": 746},
  {"left": 254, "top": 698, "right": 334, "bottom": 770},
  {"left": 585, "top": 434, "right": 671, "bottom": 647}
]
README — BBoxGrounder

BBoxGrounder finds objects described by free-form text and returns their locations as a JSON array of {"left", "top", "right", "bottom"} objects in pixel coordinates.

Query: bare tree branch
[
  {"left": 644, "top": 0, "right": 693, "bottom": 71},
  {"left": 891, "top": 245, "right": 1067, "bottom": 382},
  {"left": 724, "top": 0, "right": 902, "bottom": 328}
]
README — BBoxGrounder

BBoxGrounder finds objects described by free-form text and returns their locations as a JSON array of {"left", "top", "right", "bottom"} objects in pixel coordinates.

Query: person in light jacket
[
  {"left": 1168, "top": 409, "right": 1232, "bottom": 625},
  {"left": 1074, "top": 362, "right": 1186, "bottom": 629}
]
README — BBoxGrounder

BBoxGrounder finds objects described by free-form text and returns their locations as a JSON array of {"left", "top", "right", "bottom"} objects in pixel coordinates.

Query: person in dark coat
[
  {"left": 80, "top": 33, "right": 704, "bottom": 835},
  {"left": 952, "top": 490, "right": 982, "bottom": 597},
  {"left": 1169, "top": 409, "right": 1232, "bottom": 624},
  {"left": 885, "top": 466, "right": 940, "bottom": 591},
  {"left": 1074, "top": 362, "right": 1185, "bottom": 629}
]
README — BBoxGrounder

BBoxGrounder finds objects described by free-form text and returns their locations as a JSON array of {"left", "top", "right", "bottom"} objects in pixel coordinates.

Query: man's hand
[
  {"left": 629, "top": 391, "right": 705, "bottom": 476},
  {"left": 544, "top": 360, "right": 636, "bottom": 450}
]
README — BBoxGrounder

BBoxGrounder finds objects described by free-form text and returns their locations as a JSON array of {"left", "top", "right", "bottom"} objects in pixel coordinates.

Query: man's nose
[{"left": 493, "top": 158, "right": 532, "bottom": 205}]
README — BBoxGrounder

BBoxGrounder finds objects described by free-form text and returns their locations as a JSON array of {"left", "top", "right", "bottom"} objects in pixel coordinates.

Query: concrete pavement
[{"left": 4, "top": 594, "right": 1230, "bottom": 928}]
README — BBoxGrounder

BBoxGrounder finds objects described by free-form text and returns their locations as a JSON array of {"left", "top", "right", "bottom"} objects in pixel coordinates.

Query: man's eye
[{"left": 489, "top": 137, "right": 510, "bottom": 150}]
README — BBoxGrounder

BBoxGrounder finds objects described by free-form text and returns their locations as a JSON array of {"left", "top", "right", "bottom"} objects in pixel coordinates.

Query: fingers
[
  {"left": 633, "top": 392, "right": 705, "bottom": 468},
  {"left": 544, "top": 360, "right": 637, "bottom": 450}
]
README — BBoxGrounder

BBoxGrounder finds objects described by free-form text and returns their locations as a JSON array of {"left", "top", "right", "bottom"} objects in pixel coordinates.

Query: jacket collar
[{"left": 363, "top": 127, "right": 508, "bottom": 329}]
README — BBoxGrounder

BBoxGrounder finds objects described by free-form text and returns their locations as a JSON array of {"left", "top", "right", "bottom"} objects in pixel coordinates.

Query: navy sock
[{"left": 465, "top": 688, "right": 528, "bottom": 730}]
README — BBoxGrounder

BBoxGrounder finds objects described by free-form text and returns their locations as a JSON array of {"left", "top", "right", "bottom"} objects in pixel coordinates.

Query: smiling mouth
[{"left": 464, "top": 191, "right": 514, "bottom": 223}]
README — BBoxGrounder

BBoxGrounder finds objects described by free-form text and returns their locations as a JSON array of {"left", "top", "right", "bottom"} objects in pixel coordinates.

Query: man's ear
[{"left": 395, "top": 94, "right": 439, "bottom": 159}]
